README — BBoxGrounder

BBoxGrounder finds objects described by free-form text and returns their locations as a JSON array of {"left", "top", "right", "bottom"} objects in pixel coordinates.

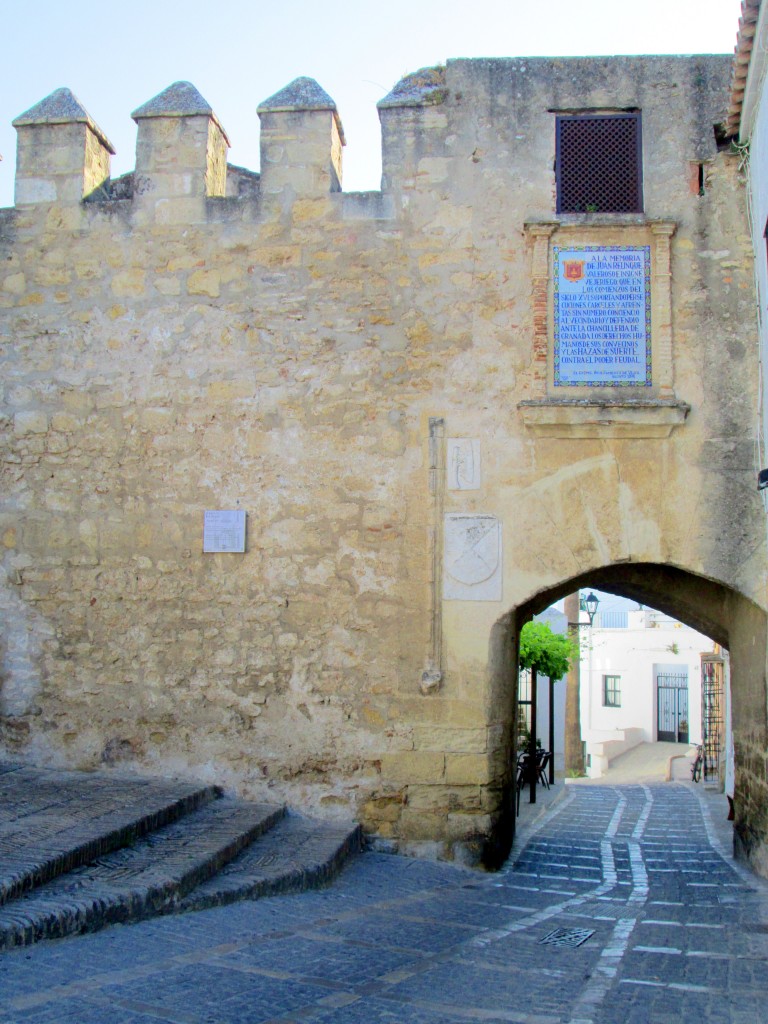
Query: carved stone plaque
[
  {"left": 447, "top": 438, "right": 481, "bottom": 491},
  {"left": 203, "top": 510, "right": 246, "bottom": 553},
  {"left": 443, "top": 514, "right": 502, "bottom": 601}
]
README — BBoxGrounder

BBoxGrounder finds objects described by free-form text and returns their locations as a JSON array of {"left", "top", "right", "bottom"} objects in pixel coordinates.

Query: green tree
[
  {"left": 519, "top": 621, "right": 575, "bottom": 681},
  {"left": 518, "top": 621, "right": 577, "bottom": 802}
]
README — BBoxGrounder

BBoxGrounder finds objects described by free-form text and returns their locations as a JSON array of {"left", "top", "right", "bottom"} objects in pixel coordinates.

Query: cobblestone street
[{"left": 2, "top": 779, "right": 767, "bottom": 1024}]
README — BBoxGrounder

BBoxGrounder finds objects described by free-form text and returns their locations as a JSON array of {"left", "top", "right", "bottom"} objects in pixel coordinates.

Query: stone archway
[{"left": 488, "top": 562, "right": 768, "bottom": 875}]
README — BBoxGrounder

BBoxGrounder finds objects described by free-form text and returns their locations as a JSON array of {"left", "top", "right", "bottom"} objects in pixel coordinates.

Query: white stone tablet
[{"left": 203, "top": 510, "right": 246, "bottom": 553}]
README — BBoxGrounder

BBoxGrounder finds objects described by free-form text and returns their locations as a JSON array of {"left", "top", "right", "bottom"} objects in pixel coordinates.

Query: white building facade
[{"left": 580, "top": 609, "right": 725, "bottom": 778}]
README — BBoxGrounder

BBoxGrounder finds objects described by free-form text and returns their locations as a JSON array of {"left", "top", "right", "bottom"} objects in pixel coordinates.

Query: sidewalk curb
[
  {"left": 512, "top": 782, "right": 572, "bottom": 858},
  {"left": 666, "top": 751, "right": 690, "bottom": 782}
]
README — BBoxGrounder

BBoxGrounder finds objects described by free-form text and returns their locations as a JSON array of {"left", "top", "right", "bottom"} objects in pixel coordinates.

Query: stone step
[
  {"left": 178, "top": 813, "right": 363, "bottom": 912},
  {"left": 0, "top": 763, "right": 362, "bottom": 951},
  {"left": 0, "top": 762, "right": 220, "bottom": 906},
  {"left": 0, "top": 798, "right": 286, "bottom": 949}
]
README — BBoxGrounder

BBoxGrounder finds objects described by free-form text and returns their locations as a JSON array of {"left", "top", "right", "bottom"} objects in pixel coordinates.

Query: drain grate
[{"left": 540, "top": 927, "right": 595, "bottom": 948}]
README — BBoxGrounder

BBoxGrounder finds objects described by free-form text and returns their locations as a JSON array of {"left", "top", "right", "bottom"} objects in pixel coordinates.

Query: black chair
[
  {"left": 535, "top": 750, "right": 551, "bottom": 789},
  {"left": 515, "top": 754, "right": 534, "bottom": 814},
  {"left": 516, "top": 748, "right": 554, "bottom": 813}
]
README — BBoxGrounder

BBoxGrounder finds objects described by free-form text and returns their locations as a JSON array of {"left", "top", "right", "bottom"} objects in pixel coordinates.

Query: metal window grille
[
  {"left": 701, "top": 657, "right": 724, "bottom": 781},
  {"left": 603, "top": 674, "right": 621, "bottom": 707},
  {"left": 556, "top": 114, "right": 643, "bottom": 214}
]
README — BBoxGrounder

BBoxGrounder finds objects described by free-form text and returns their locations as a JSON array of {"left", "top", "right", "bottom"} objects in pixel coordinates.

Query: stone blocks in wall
[
  {"left": 258, "top": 77, "right": 344, "bottom": 201},
  {"left": 132, "top": 82, "right": 229, "bottom": 224},
  {"left": 1, "top": 54, "right": 767, "bottom": 872},
  {"left": 12, "top": 88, "right": 114, "bottom": 206}
]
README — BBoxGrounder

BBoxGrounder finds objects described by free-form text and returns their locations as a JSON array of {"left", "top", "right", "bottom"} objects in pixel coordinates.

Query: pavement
[
  {"left": 572, "top": 741, "right": 695, "bottom": 785},
  {"left": 1, "top": 745, "right": 767, "bottom": 1024}
]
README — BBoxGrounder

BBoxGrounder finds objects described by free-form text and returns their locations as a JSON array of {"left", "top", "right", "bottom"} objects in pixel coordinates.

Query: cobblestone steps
[
  {"left": 178, "top": 813, "right": 363, "bottom": 911},
  {"left": 0, "top": 763, "right": 362, "bottom": 950},
  {"left": 0, "top": 799, "right": 286, "bottom": 948},
  {"left": 0, "top": 763, "right": 220, "bottom": 906}
]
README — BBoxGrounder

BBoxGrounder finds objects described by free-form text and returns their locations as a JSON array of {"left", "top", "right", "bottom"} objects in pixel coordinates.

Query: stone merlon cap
[
  {"left": 377, "top": 66, "right": 447, "bottom": 109},
  {"left": 257, "top": 77, "right": 345, "bottom": 143},
  {"left": 131, "top": 81, "right": 230, "bottom": 145},
  {"left": 12, "top": 87, "right": 116, "bottom": 154}
]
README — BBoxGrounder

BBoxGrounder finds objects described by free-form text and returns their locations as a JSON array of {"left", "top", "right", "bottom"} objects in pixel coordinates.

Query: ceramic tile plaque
[
  {"left": 203, "top": 510, "right": 246, "bottom": 553},
  {"left": 443, "top": 514, "right": 502, "bottom": 601},
  {"left": 553, "top": 245, "right": 651, "bottom": 387}
]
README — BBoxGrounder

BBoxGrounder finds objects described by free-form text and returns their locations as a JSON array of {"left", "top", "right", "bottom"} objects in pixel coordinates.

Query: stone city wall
[{"left": 1, "top": 55, "right": 766, "bottom": 866}]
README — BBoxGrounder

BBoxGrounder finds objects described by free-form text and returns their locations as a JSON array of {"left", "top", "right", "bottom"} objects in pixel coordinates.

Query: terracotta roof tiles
[{"left": 727, "top": 0, "right": 761, "bottom": 137}]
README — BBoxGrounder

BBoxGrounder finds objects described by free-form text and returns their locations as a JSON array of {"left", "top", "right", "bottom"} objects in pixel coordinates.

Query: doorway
[{"left": 656, "top": 671, "right": 689, "bottom": 743}]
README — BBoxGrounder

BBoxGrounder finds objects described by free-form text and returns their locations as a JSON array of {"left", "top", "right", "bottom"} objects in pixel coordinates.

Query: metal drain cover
[{"left": 540, "top": 927, "right": 595, "bottom": 948}]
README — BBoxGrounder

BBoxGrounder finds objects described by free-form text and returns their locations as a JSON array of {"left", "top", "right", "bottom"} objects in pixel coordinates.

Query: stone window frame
[{"left": 519, "top": 219, "right": 690, "bottom": 439}]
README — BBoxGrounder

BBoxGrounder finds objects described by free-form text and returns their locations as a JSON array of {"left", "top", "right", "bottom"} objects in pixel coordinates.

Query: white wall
[
  {"left": 520, "top": 607, "right": 567, "bottom": 772},
  {"left": 579, "top": 610, "right": 715, "bottom": 769}
]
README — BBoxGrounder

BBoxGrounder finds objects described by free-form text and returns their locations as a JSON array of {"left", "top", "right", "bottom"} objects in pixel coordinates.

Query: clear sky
[{"left": 0, "top": 0, "right": 743, "bottom": 208}]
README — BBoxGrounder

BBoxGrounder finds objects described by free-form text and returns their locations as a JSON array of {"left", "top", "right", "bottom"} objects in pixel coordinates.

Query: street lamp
[
  {"left": 583, "top": 592, "right": 600, "bottom": 626},
  {"left": 564, "top": 591, "right": 600, "bottom": 781},
  {"left": 578, "top": 592, "right": 600, "bottom": 775}
]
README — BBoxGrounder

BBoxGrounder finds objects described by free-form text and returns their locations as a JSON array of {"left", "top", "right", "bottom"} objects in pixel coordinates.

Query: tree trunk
[
  {"left": 549, "top": 675, "right": 555, "bottom": 785},
  {"left": 564, "top": 592, "right": 584, "bottom": 776},
  {"left": 529, "top": 666, "right": 538, "bottom": 804}
]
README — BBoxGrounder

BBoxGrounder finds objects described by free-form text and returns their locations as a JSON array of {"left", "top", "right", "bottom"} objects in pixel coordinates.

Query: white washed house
[{"left": 580, "top": 608, "right": 726, "bottom": 779}]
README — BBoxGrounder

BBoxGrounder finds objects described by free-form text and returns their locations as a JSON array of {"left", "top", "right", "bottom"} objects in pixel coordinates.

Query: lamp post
[
  {"left": 583, "top": 591, "right": 599, "bottom": 626},
  {"left": 581, "top": 592, "right": 599, "bottom": 774},
  {"left": 566, "top": 591, "right": 600, "bottom": 778}
]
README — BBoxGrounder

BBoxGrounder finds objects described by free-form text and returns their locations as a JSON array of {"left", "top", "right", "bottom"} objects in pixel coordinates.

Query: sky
[
  {"left": 546, "top": 590, "right": 644, "bottom": 619},
  {"left": 0, "top": 0, "right": 744, "bottom": 208}
]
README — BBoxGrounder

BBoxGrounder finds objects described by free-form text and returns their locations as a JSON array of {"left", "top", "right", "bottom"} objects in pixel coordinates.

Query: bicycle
[{"left": 691, "top": 744, "right": 703, "bottom": 783}]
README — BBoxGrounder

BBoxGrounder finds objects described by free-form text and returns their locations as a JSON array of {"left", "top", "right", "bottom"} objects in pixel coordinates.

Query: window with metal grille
[
  {"left": 701, "top": 658, "right": 724, "bottom": 781},
  {"left": 556, "top": 114, "right": 643, "bottom": 214},
  {"left": 603, "top": 675, "right": 621, "bottom": 707}
]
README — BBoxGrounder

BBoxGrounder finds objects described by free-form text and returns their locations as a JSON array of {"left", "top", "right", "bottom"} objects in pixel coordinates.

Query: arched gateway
[
  {"left": 2, "top": 57, "right": 767, "bottom": 875},
  {"left": 494, "top": 565, "right": 767, "bottom": 872}
]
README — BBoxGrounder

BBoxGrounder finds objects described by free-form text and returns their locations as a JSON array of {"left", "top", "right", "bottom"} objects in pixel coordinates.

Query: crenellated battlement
[
  {"left": 8, "top": 75, "right": 356, "bottom": 226},
  {"left": 2, "top": 65, "right": 465, "bottom": 236},
  {"left": 12, "top": 87, "right": 116, "bottom": 208},
  {"left": 3, "top": 55, "right": 734, "bottom": 239}
]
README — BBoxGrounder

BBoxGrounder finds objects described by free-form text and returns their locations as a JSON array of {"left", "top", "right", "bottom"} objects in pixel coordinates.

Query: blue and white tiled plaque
[{"left": 553, "top": 246, "right": 651, "bottom": 387}]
